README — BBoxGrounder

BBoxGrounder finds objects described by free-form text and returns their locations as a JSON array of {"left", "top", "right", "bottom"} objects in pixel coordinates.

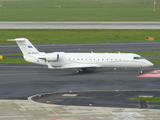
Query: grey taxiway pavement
[
  {"left": 0, "top": 64, "right": 160, "bottom": 119},
  {"left": 0, "top": 22, "right": 160, "bottom": 29},
  {"left": 0, "top": 64, "right": 159, "bottom": 98}
]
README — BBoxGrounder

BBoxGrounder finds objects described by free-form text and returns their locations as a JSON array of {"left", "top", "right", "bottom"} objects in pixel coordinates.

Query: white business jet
[{"left": 8, "top": 38, "right": 153, "bottom": 73}]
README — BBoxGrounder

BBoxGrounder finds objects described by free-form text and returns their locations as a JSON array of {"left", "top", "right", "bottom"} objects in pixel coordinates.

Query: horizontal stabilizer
[{"left": 7, "top": 38, "right": 27, "bottom": 42}]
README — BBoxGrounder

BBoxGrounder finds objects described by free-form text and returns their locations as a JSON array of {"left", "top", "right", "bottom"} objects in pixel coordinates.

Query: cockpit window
[{"left": 133, "top": 57, "right": 144, "bottom": 60}]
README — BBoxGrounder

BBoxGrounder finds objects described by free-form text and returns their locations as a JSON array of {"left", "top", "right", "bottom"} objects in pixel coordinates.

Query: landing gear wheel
[
  {"left": 75, "top": 68, "right": 86, "bottom": 74},
  {"left": 140, "top": 70, "right": 143, "bottom": 74},
  {"left": 76, "top": 69, "right": 80, "bottom": 73}
]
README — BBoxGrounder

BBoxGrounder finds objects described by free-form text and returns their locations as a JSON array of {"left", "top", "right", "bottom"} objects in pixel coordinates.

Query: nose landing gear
[{"left": 140, "top": 69, "right": 144, "bottom": 74}]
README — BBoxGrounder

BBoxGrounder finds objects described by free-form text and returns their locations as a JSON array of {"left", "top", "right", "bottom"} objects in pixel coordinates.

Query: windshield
[{"left": 133, "top": 56, "right": 144, "bottom": 60}]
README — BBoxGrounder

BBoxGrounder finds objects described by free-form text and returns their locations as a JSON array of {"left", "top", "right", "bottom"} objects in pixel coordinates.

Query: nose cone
[
  {"left": 149, "top": 62, "right": 154, "bottom": 67},
  {"left": 140, "top": 59, "right": 154, "bottom": 68},
  {"left": 146, "top": 60, "right": 154, "bottom": 67}
]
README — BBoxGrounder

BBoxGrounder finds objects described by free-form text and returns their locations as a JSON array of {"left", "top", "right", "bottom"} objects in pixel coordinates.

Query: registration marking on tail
[{"left": 137, "top": 70, "right": 160, "bottom": 78}]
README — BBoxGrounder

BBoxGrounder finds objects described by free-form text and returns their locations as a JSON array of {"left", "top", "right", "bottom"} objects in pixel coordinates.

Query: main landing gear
[{"left": 75, "top": 68, "right": 86, "bottom": 73}]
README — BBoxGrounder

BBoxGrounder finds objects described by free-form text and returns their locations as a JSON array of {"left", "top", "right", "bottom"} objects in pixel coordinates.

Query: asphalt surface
[
  {"left": 0, "top": 64, "right": 160, "bottom": 109},
  {"left": 0, "top": 22, "right": 160, "bottom": 29},
  {"left": 0, "top": 64, "right": 159, "bottom": 97},
  {"left": 32, "top": 91, "right": 160, "bottom": 109}
]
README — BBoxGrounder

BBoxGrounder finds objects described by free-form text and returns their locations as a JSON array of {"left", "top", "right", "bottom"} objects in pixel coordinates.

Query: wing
[
  {"left": 46, "top": 62, "right": 99, "bottom": 69},
  {"left": 60, "top": 63, "right": 99, "bottom": 69}
]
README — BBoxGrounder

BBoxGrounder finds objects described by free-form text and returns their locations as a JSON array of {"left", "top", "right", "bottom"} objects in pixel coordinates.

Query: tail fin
[{"left": 8, "top": 38, "right": 39, "bottom": 56}]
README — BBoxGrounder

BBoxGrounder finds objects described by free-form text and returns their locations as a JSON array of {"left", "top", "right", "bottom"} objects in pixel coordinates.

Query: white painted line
[
  {"left": 139, "top": 96, "right": 153, "bottom": 98},
  {"left": 62, "top": 94, "right": 78, "bottom": 97}
]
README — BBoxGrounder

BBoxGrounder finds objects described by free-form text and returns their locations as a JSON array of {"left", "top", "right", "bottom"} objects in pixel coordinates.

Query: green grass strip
[
  {"left": 0, "top": 0, "right": 160, "bottom": 21},
  {"left": 0, "top": 57, "right": 30, "bottom": 64},
  {"left": 147, "top": 59, "right": 159, "bottom": 65},
  {"left": 129, "top": 97, "right": 160, "bottom": 102},
  {"left": 0, "top": 29, "right": 160, "bottom": 45}
]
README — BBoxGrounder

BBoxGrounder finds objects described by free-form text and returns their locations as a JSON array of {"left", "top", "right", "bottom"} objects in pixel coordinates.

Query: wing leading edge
[{"left": 47, "top": 63, "right": 99, "bottom": 69}]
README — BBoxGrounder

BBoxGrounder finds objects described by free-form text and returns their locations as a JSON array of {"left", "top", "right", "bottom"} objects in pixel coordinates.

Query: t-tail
[{"left": 8, "top": 38, "right": 41, "bottom": 63}]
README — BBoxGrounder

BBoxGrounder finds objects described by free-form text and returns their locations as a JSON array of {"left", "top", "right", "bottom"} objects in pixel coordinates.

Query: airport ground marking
[{"left": 137, "top": 70, "right": 160, "bottom": 78}]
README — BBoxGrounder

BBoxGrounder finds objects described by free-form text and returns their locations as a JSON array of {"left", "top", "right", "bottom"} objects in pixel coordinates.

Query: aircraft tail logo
[{"left": 8, "top": 38, "right": 39, "bottom": 56}]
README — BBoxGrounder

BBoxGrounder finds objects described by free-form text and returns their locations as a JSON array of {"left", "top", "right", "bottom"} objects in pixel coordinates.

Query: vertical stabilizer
[{"left": 8, "top": 38, "right": 39, "bottom": 56}]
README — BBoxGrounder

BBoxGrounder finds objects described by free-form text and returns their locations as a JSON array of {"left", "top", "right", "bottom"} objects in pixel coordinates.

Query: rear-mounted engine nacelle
[{"left": 39, "top": 54, "right": 59, "bottom": 62}]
